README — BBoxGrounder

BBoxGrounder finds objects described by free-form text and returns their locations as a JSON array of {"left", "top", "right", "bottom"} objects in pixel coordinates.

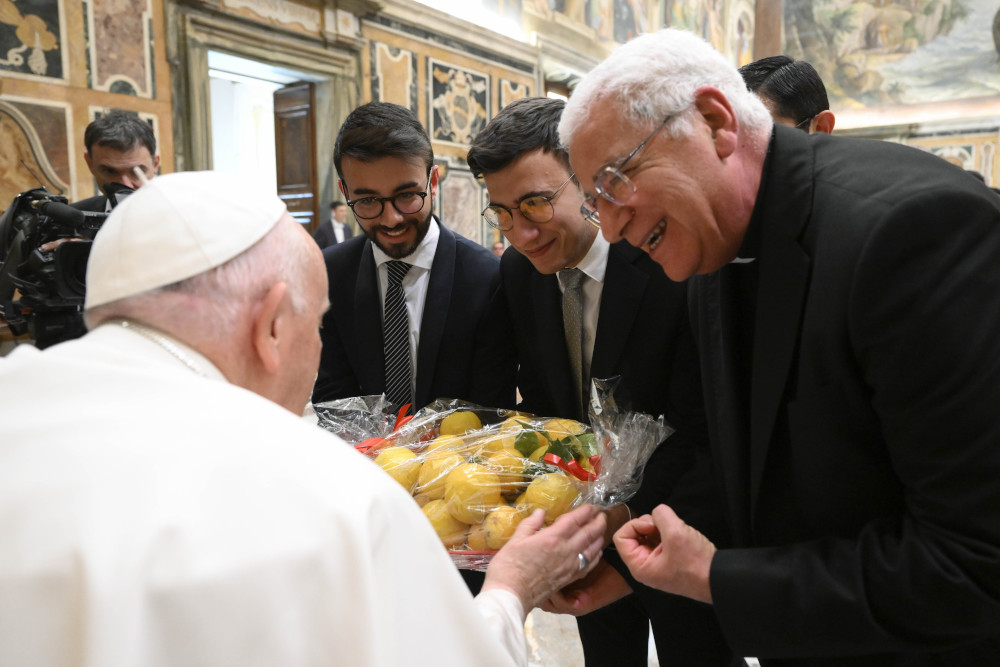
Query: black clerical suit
[
  {"left": 690, "top": 124, "right": 1000, "bottom": 665},
  {"left": 500, "top": 240, "right": 731, "bottom": 666}
]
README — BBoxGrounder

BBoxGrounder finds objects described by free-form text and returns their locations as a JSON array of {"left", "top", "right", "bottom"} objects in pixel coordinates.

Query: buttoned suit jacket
[
  {"left": 312, "top": 221, "right": 516, "bottom": 411},
  {"left": 499, "top": 241, "right": 731, "bottom": 664},
  {"left": 313, "top": 219, "right": 353, "bottom": 250},
  {"left": 691, "top": 125, "right": 1000, "bottom": 665}
]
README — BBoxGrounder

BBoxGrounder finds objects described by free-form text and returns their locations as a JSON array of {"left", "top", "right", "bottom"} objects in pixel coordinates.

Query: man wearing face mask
[{"left": 312, "top": 102, "right": 516, "bottom": 417}]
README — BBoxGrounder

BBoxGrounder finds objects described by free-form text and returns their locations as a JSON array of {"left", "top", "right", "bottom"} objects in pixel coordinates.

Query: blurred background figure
[{"left": 739, "top": 55, "right": 835, "bottom": 134}]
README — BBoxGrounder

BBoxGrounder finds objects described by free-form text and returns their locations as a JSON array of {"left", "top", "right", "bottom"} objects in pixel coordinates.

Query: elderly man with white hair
[
  {"left": 553, "top": 28, "right": 1000, "bottom": 666},
  {"left": 0, "top": 171, "right": 606, "bottom": 666}
]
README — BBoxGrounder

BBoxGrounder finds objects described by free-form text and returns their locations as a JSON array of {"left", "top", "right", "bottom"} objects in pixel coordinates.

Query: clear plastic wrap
[{"left": 314, "top": 382, "right": 673, "bottom": 571}]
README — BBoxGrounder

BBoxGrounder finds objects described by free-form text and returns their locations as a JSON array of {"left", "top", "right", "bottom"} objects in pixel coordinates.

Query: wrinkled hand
[
  {"left": 541, "top": 558, "right": 632, "bottom": 616},
  {"left": 40, "top": 237, "right": 83, "bottom": 252},
  {"left": 613, "top": 504, "right": 716, "bottom": 604},
  {"left": 483, "top": 505, "right": 606, "bottom": 611}
]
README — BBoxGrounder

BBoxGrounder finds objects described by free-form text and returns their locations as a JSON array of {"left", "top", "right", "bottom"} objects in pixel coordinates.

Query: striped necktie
[{"left": 383, "top": 260, "right": 412, "bottom": 409}]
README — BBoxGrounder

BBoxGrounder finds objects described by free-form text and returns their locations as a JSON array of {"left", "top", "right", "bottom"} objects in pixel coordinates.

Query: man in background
[
  {"left": 313, "top": 200, "right": 353, "bottom": 249},
  {"left": 0, "top": 170, "right": 608, "bottom": 666},
  {"left": 492, "top": 240, "right": 505, "bottom": 257},
  {"left": 312, "top": 102, "right": 515, "bottom": 413},
  {"left": 467, "top": 96, "right": 730, "bottom": 666},
  {"left": 739, "top": 55, "right": 835, "bottom": 134},
  {"left": 75, "top": 109, "right": 160, "bottom": 212}
]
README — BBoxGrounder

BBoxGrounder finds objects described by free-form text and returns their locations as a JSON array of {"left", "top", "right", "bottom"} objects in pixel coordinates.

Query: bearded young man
[{"left": 312, "top": 102, "right": 515, "bottom": 414}]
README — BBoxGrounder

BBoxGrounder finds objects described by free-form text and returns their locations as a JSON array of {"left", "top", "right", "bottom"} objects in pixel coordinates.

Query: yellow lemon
[
  {"left": 543, "top": 417, "right": 588, "bottom": 438},
  {"left": 422, "top": 499, "right": 469, "bottom": 548},
  {"left": 486, "top": 448, "right": 528, "bottom": 497},
  {"left": 474, "top": 432, "right": 507, "bottom": 457},
  {"left": 424, "top": 434, "right": 467, "bottom": 457},
  {"left": 417, "top": 452, "right": 464, "bottom": 500},
  {"left": 513, "top": 491, "right": 533, "bottom": 516},
  {"left": 466, "top": 523, "right": 488, "bottom": 551},
  {"left": 374, "top": 446, "right": 421, "bottom": 493},
  {"left": 524, "top": 472, "right": 580, "bottom": 524},
  {"left": 528, "top": 444, "right": 549, "bottom": 463},
  {"left": 483, "top": 505, "right": 523, "bottom": 549},
  {"left": 444, "top": 462, "right": 503, "bottom": 524},
  {"left": 440, "top": 411, "right": 483, "bottom": 436}
]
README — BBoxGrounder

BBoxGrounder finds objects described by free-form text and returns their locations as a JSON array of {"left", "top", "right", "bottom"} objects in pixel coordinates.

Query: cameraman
[
  {"left": 75, "top": 110, "right": 160, "bottom": 212},
  {"left": 21, "top": 111, "right": 160, "bottom": 348}
]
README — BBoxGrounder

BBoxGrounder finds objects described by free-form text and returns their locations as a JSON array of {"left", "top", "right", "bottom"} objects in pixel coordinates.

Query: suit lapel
[
  {"left": 748, "top": 126, "right": 813, "bottom": 520},
  {"left": 355, "top": 241, "right": 386, "bottom": 393},
  {"left": 592, "top": 242, "right": 647, "bottom": 382},
  {"left": 533, "top": 271, "right": 581, "bottom": 420},
  {"left": 691, "top": 272, "right": 754, "bottom": 544},
  {"left": 415, "top": 223, "right": 455, "bottom": 408}
]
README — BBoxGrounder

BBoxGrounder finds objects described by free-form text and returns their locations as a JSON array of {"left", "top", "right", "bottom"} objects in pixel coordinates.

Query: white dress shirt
[{"left": 371, "top": 217, "right": 440, "bottom": 399}]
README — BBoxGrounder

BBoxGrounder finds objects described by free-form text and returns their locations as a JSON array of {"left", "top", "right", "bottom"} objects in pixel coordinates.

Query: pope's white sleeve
[{"left": 473, "top": 589, "right": 529, "bottom": 667}]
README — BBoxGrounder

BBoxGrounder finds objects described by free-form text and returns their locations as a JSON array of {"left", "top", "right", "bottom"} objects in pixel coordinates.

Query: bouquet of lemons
[{"left": 315, "top": 388, "right": 673, "bottom": 570}]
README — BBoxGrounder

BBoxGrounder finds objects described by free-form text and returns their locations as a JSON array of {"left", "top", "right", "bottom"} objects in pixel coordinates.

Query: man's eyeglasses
[
  {"left": 580, "top": 111, "right": 679, "bottom": 226},
  {"left": 482, "top": 173, "right": 575, "bottom": 231},
  {"left": 346, "top": 176, "right": 431, "bottom": 220}
]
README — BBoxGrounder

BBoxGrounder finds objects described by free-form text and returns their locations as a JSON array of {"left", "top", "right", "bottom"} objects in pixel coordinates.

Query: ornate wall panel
[
  {"left": 371, "top": 41, "right": 417, "bottom": 112},
  {"left": 0, "top": 0, "right": 68, "bottom": 83},
  {"left": 428, "top": 58, "right": 489, "bottom": 148},
  {"left": 0, "top": 98, "right": 71, "bottom": 204},
  {"left": 85, "top": 0, "right": 154, "bottom": 97}
]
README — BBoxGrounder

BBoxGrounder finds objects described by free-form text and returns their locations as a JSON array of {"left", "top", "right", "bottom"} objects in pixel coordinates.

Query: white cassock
[{"left": 0, "top": 323, "right": 526, "bottom": 666}]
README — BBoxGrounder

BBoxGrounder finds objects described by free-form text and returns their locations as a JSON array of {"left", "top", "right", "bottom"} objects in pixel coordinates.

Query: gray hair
[
  {"left": 559, "top": 28, "right": 772, "bottom": 148},
  {"left": 86, "top": 215, "right": 316, "bottom": 332}
]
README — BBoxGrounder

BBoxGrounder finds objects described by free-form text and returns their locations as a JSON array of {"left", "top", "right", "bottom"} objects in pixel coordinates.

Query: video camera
[{"left": 0, "top": 183, "right": 132, "bottom": 347}]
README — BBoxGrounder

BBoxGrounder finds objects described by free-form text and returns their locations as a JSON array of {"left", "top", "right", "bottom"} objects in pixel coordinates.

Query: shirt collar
[
  {"left": 371, "top": 216, "right": 440, "bottom": 271},
  {"left": 559, "top": 230, "right": 610, "bottom": 287}
]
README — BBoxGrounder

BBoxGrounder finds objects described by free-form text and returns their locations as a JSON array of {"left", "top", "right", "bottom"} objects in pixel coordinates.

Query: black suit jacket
[
  {"left": 312, "top": 220, "right": 353, "bottom": 249},
  {"left": 692, "top": 125, "right": 1000, "bottom": 665},
  {"left": 313, "top": 221, "right": 516, "bottom": 411},
  {"left": 499, "top": 241, "right": 731, "bottom": 663}
]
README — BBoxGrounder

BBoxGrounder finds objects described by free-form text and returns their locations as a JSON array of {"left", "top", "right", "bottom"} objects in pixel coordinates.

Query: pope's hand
[
  {"left": 613, "top": 504, "right": 716, "bottom": 604},
  {"left": 483, "top": 504, "right": 606, "bottom": 611}
]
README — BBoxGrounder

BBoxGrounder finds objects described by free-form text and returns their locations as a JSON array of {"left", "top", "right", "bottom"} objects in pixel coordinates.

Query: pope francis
[{"left": 0, "top": 171, "right": 606, "bottom": 666}]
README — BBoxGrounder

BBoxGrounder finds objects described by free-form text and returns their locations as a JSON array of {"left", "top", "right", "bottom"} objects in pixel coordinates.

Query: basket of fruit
[{"left": 315, "top": 388, "right": 672, "bottom": 570}]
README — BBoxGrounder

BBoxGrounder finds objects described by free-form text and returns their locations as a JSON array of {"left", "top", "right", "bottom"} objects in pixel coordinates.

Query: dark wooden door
[{"left": 273, "top": 82, "right": 319, "bottom": 232}]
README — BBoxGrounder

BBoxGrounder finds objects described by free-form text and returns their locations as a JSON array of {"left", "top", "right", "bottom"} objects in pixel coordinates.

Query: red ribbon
[
  {"left": 543, "top": 452, "right": 598, "bottom": 482},
  {"left": 355, "top": 403, "right": 413, "bottom": 456}
]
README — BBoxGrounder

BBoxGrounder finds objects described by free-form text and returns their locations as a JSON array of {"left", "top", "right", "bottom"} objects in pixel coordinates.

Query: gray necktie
[
  {"left": 383, "top": 261, "right": 412, "bottom": 409},
  {"left": 560, "top": 268, "right": 586, "bottom": 417}
]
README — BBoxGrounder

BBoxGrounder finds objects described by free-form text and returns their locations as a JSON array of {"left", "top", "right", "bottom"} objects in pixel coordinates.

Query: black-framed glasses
[
  {"left": 346, "top": 176, "right": 431, "bottom": 220},
  {"left": 482, "top": 173, "right": 575, "bottom": 231},
  {"left": 583, "top": 111, "right": 680, "bottom": 223}
]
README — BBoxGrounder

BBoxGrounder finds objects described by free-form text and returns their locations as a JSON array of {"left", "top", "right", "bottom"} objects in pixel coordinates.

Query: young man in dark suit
[
  {"left": 561, "top": 28, "right": 1000, "bottom": 666},
  {"left": 467, "top": 96, "right": 731, "bottom": 667},
  {"left": 312, "top": 102, "right": 515, "bottom": 416},
  {"left": 312, "top": 201, "right": 353, "bottom": 249}
]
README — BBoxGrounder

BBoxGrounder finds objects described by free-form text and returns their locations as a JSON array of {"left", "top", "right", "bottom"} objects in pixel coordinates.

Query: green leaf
[
  {"left": 574, "top": 433, "right": 599, "bottom": 458},
  {"left": 514, "top": 431, "right": 541, "bottom": 458},
  {"left": 546, "top": 439, "right": 575, "bottom": 464}
]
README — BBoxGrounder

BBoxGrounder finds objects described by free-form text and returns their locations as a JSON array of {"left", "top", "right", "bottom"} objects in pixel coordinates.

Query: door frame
[{"left": 166, "top": 6, "right": 360, "bottom": 214}]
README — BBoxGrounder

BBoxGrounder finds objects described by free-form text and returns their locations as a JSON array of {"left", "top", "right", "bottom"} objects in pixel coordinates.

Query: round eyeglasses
[
  {"left": 482, "top": 174, "right": 575, "bottom": 231},
  {"left": 579, "top": 111, "right": 680, "bottom": 230},
  {"left": 346, "top": 176, "right": 431, "bottom": 220}
]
